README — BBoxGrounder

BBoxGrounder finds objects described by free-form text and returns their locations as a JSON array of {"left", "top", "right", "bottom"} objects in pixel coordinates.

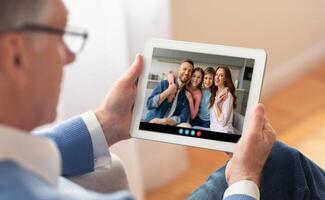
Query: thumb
[
  {"left": 246, "top": 103, "right": 265, "bottom": 137},
  {"left": 125, "top": 53, "right": 144, "bottom": 83}
]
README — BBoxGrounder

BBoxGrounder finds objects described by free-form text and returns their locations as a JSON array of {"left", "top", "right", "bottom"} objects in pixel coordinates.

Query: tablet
[{"left": 130, "top": 38, "right": 266, "bottom": 152}]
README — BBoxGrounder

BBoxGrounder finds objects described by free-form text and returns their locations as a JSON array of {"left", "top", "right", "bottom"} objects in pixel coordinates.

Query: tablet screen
[{"left": 139, "top": 47, "right": 255, "bottom": 143}]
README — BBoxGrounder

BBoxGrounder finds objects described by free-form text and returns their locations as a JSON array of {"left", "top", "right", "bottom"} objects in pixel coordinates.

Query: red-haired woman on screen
[{"left": 210, "top": 65, "right": 237, "bottom": 133}]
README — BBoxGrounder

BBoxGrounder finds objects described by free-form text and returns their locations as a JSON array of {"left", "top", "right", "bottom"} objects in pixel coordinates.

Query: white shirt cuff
[
  {"left": 223, "top": 180, "right": 260, "bottom": 200},
  {"left": 81, "top": 111, "right": 112, "bottom": 168}
]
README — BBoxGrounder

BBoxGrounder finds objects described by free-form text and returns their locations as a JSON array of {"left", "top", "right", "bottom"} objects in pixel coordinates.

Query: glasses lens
[
  {"left": 63, "top": 33, "right": 85, "bottom": 54},
  {"left": 63, "top": 26, "right": 88, "bottom": 54}
]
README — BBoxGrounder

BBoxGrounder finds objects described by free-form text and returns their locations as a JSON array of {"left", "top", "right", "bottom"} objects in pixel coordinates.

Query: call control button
[
  {"left": 178, "top": 128, "right": 184, "bottom": 134},
  {"left": 196, "top": 131, "right": 202, "bottom": 137}
]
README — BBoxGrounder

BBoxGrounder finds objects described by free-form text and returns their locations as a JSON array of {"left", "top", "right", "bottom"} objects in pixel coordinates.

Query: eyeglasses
[{"left": 2, "top": 24, "right": 89, "bottom": 54}]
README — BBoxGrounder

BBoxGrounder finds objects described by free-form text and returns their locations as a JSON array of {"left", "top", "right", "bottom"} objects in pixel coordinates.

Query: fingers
[
  {"left": 263, "top": 120, "right": 277, "bottom": 144},
  {"left": 169, "top": 84, "right": 177, "bottom": 94},
  {"left": 150, "top": 118, "right": 160, "bottom": 124},
  {"left": 125, "top": 53, "right": 144, "bottom": 83}
]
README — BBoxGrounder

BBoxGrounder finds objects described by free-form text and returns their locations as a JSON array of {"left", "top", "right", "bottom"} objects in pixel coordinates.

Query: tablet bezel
[{"left": 130, "top": 38, "right": 266, "bottom": 152}]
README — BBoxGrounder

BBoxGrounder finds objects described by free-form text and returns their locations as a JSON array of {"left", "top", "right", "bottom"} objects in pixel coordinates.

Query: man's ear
[{"left": 0, "top": 33, "right": 28, "bottom": 86}]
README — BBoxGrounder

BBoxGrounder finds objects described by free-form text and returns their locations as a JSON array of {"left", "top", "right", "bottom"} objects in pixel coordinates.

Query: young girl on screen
[
  {"left": 185, "top": 67, "right": 204, "bottom": 120},
  {"left": 167, "top": 67, "right": 204, "bottom": 120},
  {"left": 190, "top": 67, "right": 215, "bottom": 128},
  {"left": 210, "top": 65, "right": 237, "bottom": 133}
]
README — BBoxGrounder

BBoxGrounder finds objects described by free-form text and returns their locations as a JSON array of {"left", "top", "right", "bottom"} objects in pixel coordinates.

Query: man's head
[
  {"left": 0, "top": 0, "right": 76, "bottom": 130},
  {"left": 177, "top": 59, "right": 194, "bottom": 85}
]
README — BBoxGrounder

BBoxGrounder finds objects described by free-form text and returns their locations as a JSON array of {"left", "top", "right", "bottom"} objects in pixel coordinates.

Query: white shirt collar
[{"left": 0, "top": 125, "right": 61, "bottom": 186}]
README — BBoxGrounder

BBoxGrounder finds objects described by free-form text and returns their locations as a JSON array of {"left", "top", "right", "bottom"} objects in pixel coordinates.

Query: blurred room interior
[{"left": 54, "top": 0, "right": 325, "bottom": 199}]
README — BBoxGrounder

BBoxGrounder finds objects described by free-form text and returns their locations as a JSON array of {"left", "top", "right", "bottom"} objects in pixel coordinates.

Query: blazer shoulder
[{"left": 0, "top": 160, "right": 58, "bottom": 199}]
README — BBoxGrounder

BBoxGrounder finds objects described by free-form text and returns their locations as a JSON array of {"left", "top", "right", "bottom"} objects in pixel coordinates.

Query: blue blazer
[
  {"left": 0, "top": 160, "right": 134, "bottom": 200},
  {"left": 0, "top": 116, "right": 134, "bottom": 200},
  {"left": 36, "top": 116, "right": 95, "bottom": 176},
  {"left": 0, "top": 116, "right": 254, "bottom": 200}
]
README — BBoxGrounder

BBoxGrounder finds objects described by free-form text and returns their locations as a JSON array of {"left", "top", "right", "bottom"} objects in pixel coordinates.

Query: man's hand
[
  {"left": 95, "top": 54, "right": 143, "bottom": 146},
  {"left": 149, "top": 118, "right": 163, "bottom": 124},
  {"left": 166, "top": 84, "right": 177, "bottom": 103},
  {"left": 225, "top": 104, "right": 276, "bottom": 186},
  {"left": 164, "top": 118, "right": 177, "bottom": 126},
  {"left": 167, "top": 93, "right": 176, "bottom": 102},
  {"left": 149, "top": 118, "right": 176, "bottom": 126},
  {"left": 166, "top": 83, "right": 177, "bottom": 96},
  {"left": 158, "top": 83, "right": 177, "bottom": 105}
]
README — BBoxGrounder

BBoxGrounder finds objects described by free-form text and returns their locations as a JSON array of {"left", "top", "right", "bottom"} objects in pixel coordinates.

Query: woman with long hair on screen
[{"left": 210, "top": 65, "right": 237, "bottom": 133}]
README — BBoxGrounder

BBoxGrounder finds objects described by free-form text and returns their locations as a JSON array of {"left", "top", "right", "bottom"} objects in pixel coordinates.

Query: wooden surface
[{"left": 146, "top": 66, "right": 325, "bottom": 200}]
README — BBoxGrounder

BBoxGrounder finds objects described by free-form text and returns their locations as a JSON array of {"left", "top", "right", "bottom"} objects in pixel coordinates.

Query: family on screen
[{"left": 143, "top": 59, "right": 237, "bottom": 134}]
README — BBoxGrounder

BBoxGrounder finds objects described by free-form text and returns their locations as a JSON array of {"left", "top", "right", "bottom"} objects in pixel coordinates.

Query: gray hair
[{"left": 0, "top": 0, "right": 51, "bottom": 33}]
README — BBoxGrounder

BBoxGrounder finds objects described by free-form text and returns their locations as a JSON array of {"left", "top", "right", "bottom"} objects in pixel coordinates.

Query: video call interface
[{"left": 139, "top": 48, "right": 255, "bottom": 143}]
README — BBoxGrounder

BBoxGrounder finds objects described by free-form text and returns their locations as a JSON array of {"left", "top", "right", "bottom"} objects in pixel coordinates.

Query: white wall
[{"left": 61, "top": 0, "right": 129, "bottom": 116}]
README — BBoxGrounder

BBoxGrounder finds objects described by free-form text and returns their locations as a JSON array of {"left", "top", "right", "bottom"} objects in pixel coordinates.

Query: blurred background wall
[{"left": 171, "top": 0, "right": 325, "bottom": 97}]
